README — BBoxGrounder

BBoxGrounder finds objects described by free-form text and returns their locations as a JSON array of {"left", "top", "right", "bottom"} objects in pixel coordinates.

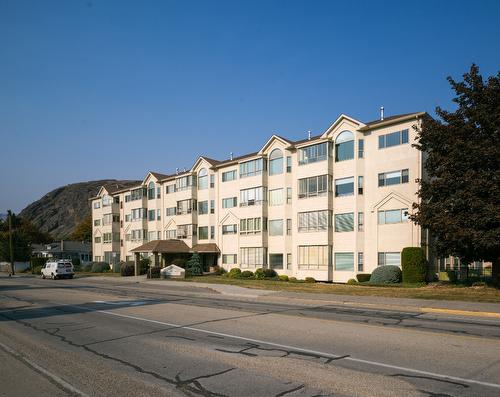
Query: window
[
  {"left": 148, "top": 231, "right": 157, "bottom": 242},
  {"left": 269, "top": 219, "right": 283, "bottom": 236},
  {"left": 166, "top": 207, "right": 176, "bottom": 216},
  {"left": 125, "top": 234, "right": 131, "bottom": 241},
  {"left": 358, "top": 139, "right": 364, "bottom": 158},
  {"left": 157, "top": 187, "right": 161, "bottom": 199},
  {"left": 222, "top": 197, "right": 237, "bottom": 208},
  {"left": 378, "top": 252, "right": 401, "bottom": 266},
  {"left": 94, "top": 236, "right": 101, "bottom": 243},
  {"left": 240, "top": 158, "right": 264, "bottom": 178},
  {"left": 358, "top": 176, "right": 364, "bottom": 195},
  {"left": 287, "top": 253, "right": 292, "bottom": 269},
  {"left": 269, "top": 188, "right": 284, "bottom": 206},
  {"left": 358, "top": 252, "right": 364, "bottom": 272},
  {"left": 222, "top": 224, "right": 237, "bottom": 235},
  {"left": 335, "top": 212, "right": 354, "bottom": 232},
  {"left": 177, "top": 224, "right": 194, "bottom": 239},
  {"left": 198, "top": 200, "right": 209, "bottom": 215},
  {"left": 222, "top": 254, "right": 237, "bottom": 265},
  {"left": 165, "top": 229, "right": 177, "bottom": 239},
  {"left": 148, "top": 182, "right": 155, "bottom": 200},
  {"left": 125, "top": 195, "right": 131, "bottom": 202},
  {"left": 198, "top": 226, "right": 208, "bottom": 240},
  {"left": 210, "top": 174, "right": 215, "bottom": 188},
  {"left": 298, "top": 142, "right": 328, "bottom": 165},
  {"left": 378, "top": 208, "right": 409, "bottom": 224},
  {"left": 298, "top": 246, "right": 329, "bottom": 269},
  {"left": 130, "top": 188, "right": 147, "bottom": 201},
  {"left": 378, "top": 129, "right": 409, "bottom": 149},
  {"left": 286, "top": 219, "right": 292, "bottom": 235},
  {"left": 222, "top": 170, "right": 237, "bottom": 182},
  {"left": 210, "top": 200, "right": 215, "bottom": 214},
  {"left": 269, "top": 149, "right": 283, "bottom": 176},
  {"left": 198, "top": 168, "right": 208, "bottom": 190},
  {"left": 94, "top": 256, "right": 101, "bottom": 262},
  {"left": 269, "top": 254, "right": 283, "bottom": 269},
  {"left": 94, "top": 219, "right": 101, "bottom": 226},
  {"left": 335, "top": 177, "right": 354, "bottom": 197},
  {"left": 176, "top": 175, "right": 195, "bottom": 191},
  {"left": 131, "top": 208, "right": 147, "bottom": 221},
  {"left": 240, "top": 187, "right": 266, "bottom": 206},
  {"left": 125, "top": 214, "right": 131, "bottom": 222},
  {"left": 240, "top": 217, "right": 262, "bottom": 235},
  {"left": 286, "top": 187, "right": 292, "bottom": 204},
  {"left": 298, "top": 175, "right": 329, "bottom": 198},
  {"left": 335, "top": 131, "right": 354, "bottom": 162},
  {"left": 240, "top": 247, "right": 265, "bottom": 268},
  {"left": 378, "top": 169, "right": 409, "bottom": 187},
  {"left": 93, "top": 201, "right": 101, "bottom": 209},
  {"left": 148, "top": 210, "right": 156, "bottom": 221},
  {"left": 177, "top": 199, "right": 196, "bottom": 215},
  {"left": 298, "top": 210, "right": 331, "bottom": 232},
  {"left": 166, "top": 184, "right": 176, "bottom": 194},
  {"left": 286, "top": 156, "right": 292, "bottom": 172},
  {"left": 210, "top": 226, "right": 215, "bottom": 239},
  {"left": 335, "top": 252, "right": 354, "bottom": 271},
  {"left": 358, "top": 212, "right": 364, "bottom": 231},
  {"left": 157, "top": 209, "right": 161, "bottom": 220},
  {"left": 131, "top": 229, "right": 147, "bottom": 241},
  {"left": 102, "top": 195, "right": 112, "bottom": 207}
]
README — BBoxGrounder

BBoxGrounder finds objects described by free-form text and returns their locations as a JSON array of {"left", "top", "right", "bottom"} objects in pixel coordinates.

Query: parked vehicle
[{"left": 41, "top": 260, "right": 74, "bottom": 280}]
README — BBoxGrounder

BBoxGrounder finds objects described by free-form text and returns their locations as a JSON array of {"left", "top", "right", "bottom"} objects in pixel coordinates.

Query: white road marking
[
  {"left": 0, "top": 340, "right": 90, "bottom": 397},
  {"left": 65, "top": 302, "right": 500, "bottom": 390}
]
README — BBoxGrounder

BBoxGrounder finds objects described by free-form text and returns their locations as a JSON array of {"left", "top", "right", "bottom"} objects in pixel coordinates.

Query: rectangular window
[
  {"left": 222, "top": 197, "right": 237, "bottom": 208},
  {"left": 94, "top": 219, "right": 101, "bottom": 226},
  {"left": 157, "top": 209, "right": 161, "bottom": 220},
  {"left": 166, "top": 184, "right": 176, "bottom": 194},
  {"left": 165, "top": 229, "right": 176, "bottom": 239},
  {"left": 148, "top": 231, "right": 157, "bottom": 242},
  {"left": 210, "top": 226, "right": 215, "bottom": 239},
  {"left": 125, "top": 234, "right": 131, "bottom": 241},
  {"left": 102, "top": 214, "right": 113, "bottom": 225},
  {"left": 176, "top": 175, "right": 195, "bottom": 191},
  {"left": 286, "top": 156, "right": 292, "bottom": 172},
  {"left": 131, "top": 229, "right": 147, "bottom": 241},
  {"left": 240, "top": 247, "right": 265, "bottom": 268},
  {"left": 378, "top": 129, "right": 409, "bottom": 149},
  {"left": 358, "top": 139, "right": 364, "bottom": 158},
  {"left": 198, "top": 226, "right": 208, "bottom": 240},
  {"left": 287, "top": 253, "right": 292, "bottom": 269},
  {"left": 378, "top": 208, "right": 409, "bottom": 224},
  {"left": 269, "top": 219, "right": 283, "bottom": 236},
  {"left": 222, "top": 224, "right": 237, "bottom": 235},
  {"left": 240, "top": 217, "right": 262, "bottom": 235},
  {"left": 210, "top": 200, "right": 215, "bottom": 214},
  {"left": 378, "top": 169, "right": 409, "bottom": 186},
  {"left": 286, "top": 187, "right": 292, "bottom": 204},
  {"left": 177, "top": 199, "right": 196, "bottom": 215},
  {"left": 157, "top": 187, "right": 161, "bottom": 199},
  {"left": 239, "top": 158, "right": 264, "bottom": 178},
  {"left": 298, "top": 210, "right": 331, "bottom": 232},
  {"left": 166, "top": 207, "right": 176, "bottom": 216},
  {"left": 125, "top": 214, "right": 131, "bottom": 222},
  {"left": 177, "top": 224, "right": 194, "bottom": 239},
  {"left": 198, "top": 200, "right": 209, "bottom": 215},
  {"left": 335, "top": 212, "right": 354, "bottom": 232},
  {"left": 358, "top": 252, "right": 364, "bottom": 272},
  {"left": 240, "top": 187, "right": 266, "bottom": 206},
  {"left": 222, "top": 170, "right": 237, "bottom": 182},
  {"left": 269, "top": 188, "right": 284, "bottom": 206},
  {"left": 335, "top": 177, "right": 354, "bottom": 197},
  {"left": 358, "top": 176, "right": 364, "bottom": 195},
  {"left": 335, "top": 252, "right": 354, "bottom": 271},
  {"left": 358, "top": 212, "right": 364, "bottom": 231},
  {"left": 130, "top": 188, "right": 147, "bottom": 201},
  {"left": 298, "top": 142, "right": 328, "bottom": 165},
  {"left": 94, "top": 236, "right": 101, "bottom": 243},
  {"left": 131, "top": 208, "right": 147, "bottom": 221},
  {"left": 298, "top": 175, "right": 329, "bottom": 198},
  {"left": 286, "top": 219, "right": 292, "bottom": 235},
  {"left": 298, "top": 245, "right": 329, "bottom": 269},
  {"left": 269, "top": 254, "right": 283, "bottom": 269},
  {"left": 148, "top": 210, "right": 156, "bottom": 221},
  {"left": 378, "top": 252, "right": 401, "bottom": 266},
  {"left": 93, "top": 201, "right": 101, "bottom": 209},
  {"left": 222, "top": 254, "right": 237, "bottom": 265},
  {"left": 210, "top": 174, "right": 215, "bottom": 188}
]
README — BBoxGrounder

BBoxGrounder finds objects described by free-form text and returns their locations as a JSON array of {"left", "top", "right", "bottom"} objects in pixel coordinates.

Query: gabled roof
[
  {"left": 258, "top": 134, "right": 294, "bottom": 155},
  {"left": 321, "top": 114, "right": 365, "bottom": 138},
  {"left": 190, "top": 156, "right": 222, "bottom": 172}
]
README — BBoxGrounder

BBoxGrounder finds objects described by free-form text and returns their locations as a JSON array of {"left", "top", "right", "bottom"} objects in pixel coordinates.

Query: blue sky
[{"left": 1, "top": 0, "right": 499, "bottom": 213}]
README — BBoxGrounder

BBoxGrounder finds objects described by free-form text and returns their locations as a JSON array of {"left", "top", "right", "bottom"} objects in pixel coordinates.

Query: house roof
[
  {"left": 149, "top": 171, "right": 170, "bottom": 180},
  {"left": 130, "top": 240, "right": 220, "bottom": 254},
  {"left": 31, "top": 241, "right": 92, "bottom": 254},
  {"left": 359, "top": 112, "right": 426, "bottom": 131}
]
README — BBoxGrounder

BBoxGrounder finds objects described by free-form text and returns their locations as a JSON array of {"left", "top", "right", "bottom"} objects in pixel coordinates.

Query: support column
[
  {"left": 154, "top": 252, "right": 159, "bottom": 267},
  {"left": 134, "top": 252, "right": 140, "bottom": 276}
]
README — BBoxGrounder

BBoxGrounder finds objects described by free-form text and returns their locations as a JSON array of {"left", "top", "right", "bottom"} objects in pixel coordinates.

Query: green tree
[
  {"left": 71, "top": 214, "right": 92, "bottom": 241},
  {"left": 412, "top": 65, "right": 500, "bottom": 283},
  {"left": 185, "top": 253, "right": 203, "bottom": 276}
]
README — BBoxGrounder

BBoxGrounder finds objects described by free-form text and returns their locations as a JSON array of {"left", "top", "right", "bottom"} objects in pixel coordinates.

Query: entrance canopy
[{"left": 130, "top": 239, "right": 220, "bottom": 254}]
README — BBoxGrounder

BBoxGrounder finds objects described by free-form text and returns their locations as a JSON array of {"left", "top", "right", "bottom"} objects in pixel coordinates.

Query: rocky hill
[{"left": 20, "top": 180, "right": 140, "bottom": 239}]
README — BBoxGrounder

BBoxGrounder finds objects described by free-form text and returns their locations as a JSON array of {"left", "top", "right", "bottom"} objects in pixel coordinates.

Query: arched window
[
  {"left": 198, "top": 168, "right": 208, "bottom": 189},
  {"left": 335, "top": 131, "right": 354, "bottom": 162},
  {"left": 269, "top": 149, "right": 283, "bottom": 176},
  {"left": 147, "top": 182, "right": 155, "bottom": 200}
]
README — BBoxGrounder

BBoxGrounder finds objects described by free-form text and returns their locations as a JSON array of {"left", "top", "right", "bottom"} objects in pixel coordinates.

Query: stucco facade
[{"left": 91, "top": 112, "right": 426, "bottom": 282}]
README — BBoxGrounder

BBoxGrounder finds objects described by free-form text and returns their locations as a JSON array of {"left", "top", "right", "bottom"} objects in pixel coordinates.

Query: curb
[{"left": 420, "top": 307, "right": 500, "bottom": 318}]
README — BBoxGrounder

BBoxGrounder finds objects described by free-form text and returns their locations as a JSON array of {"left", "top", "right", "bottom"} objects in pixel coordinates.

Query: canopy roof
[{"left": 130, "top": 240, "right": 220, "bottom": 254}]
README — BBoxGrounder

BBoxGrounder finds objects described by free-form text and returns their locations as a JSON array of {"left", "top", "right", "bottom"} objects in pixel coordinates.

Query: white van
[{"left": 41, "top": 260, "right": 75, "bottom": 280}]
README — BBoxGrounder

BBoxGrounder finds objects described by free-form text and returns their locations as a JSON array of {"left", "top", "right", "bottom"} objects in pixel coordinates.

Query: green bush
[
  {"left": 139, "top": 258, "right": 150, "bottom": 275},
  {"left": 113, "top": 262, "right": 122, "bottom": 273},
  {"left": 30, "top": 257, "right": 47, "bottom": 273},
  {"left": 72, "top": 257, "right": 81, "bottom": 270},
  {"left": 288, "top": 277, "right": 298, "bottom": 282},
  {"left": 240, "top": 270, "right": 254, "bottom": 278},
  {"left": 347, "top": 278, "right": 358, "bottom": 285},
  {"left": 121, "top": 263, "right": 135, "bottom": 277},
  {"left": 186, "top": 253, "right": 203, "bottom": 276},
  {"left": 370, "top": 265, "right": 402, "bottom": 284},
  {"left": 227, "top": 268, "right": 242, "bottom": 278},
  {"left": 305, "top": 277, "right": 316, "bottom": 283},
  {"left": 278, "top": 275, "right": 289, "bottom": 282},
  {"left": 33, "top": 265, "right": 43, "bottom": 275},
  {"left": 356, "top": 273, "right": 371, "bottom": 283},
  {"left": 401, "top": 247, "right": 427, "bottom": 283},
  {"left": 254, "top": 268, "right": 265, "bottom": 279},
  {"left": 148, "top": 267, "right": 161, "bottom": 279},
  {"left": 91, "top": 262, "right": 110, "bottom": 273},
  {"left": 81, "top": 262, "right": 92, "bottom": 272},
  {"left": 215, "top": 267, "right": 227, "bottom": 275},
  {"left": 263, "top": 269, "right": 277, "bottom": 278}
]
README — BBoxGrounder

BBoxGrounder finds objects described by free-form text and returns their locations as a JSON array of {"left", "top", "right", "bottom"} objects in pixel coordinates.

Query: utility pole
[{"left": 8, "top": 210, "right": 15, "bottom": 276}]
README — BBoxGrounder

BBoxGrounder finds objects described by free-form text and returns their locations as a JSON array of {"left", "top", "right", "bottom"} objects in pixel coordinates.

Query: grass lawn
[{"left": 176, "top": 275, "right": 500, "bottom": 303}]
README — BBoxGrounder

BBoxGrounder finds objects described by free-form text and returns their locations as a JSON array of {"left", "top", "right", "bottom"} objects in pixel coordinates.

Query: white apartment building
[{"left": 91, "top": 112, "right": 427, "bottom": 282}]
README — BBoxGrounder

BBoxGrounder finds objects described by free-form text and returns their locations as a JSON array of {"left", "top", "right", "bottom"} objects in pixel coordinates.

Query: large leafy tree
[
  {"left": 71, "top": 214, "right": 92, "bottom": 241},
  {"left": 412, "top": 65, "right": 500, "bottom": 282}
]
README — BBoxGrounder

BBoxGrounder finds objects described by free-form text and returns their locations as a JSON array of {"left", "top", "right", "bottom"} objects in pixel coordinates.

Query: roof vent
[
  {"left": 308, "top": 130, "right": 311, "bottom": 140},
  {"left": 183, "top": 167, "right": 186, "bottom": 172},
  {"left": 176, "top": 168, "right": 179, "bottom": 175},
  {"left": 380, "top": 106, "right": 384, "bottom": 121},
  {"left": 230, "top": 152, "right": 233, "bottom": 161}
]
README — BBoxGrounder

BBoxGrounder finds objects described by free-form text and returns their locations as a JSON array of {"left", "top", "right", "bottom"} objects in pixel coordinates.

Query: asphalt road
[{"left": 1, "top": 276, "right": 499, "bottom": 397}]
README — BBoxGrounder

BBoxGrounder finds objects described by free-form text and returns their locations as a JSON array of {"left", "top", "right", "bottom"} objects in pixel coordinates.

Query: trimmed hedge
[
  {"left": 121, "top": 262, "right": 135, "bottom": 276},
  {"left": 289, "top": 277, "right": 298, "bottom": 283},
  {"left": 278, "top": 275, "right": 289, "bottom": 282},
  {"left": 304, "top": 277, "right": 316, "bottom": 283},
  {"left": 148, "top": 266, "right": 161, "bottom": 279},
  {"left": 254, "top": 268, "right": 265, "bottom": 279},
  {"left": 356, "top": 273, "right": 371, "bottom": 283},
  {"left": 401, "top": 247, "right": 427, "bottom": 283},
  {"left": 370, "top": 265, "right": 402, "bottom": 284},
  {"left": 240, "top": 270, "right": 254, "bottom": 278},
  {"left": 347, "top": 278, "right": 358, "bottom": 285},
  {"left": 91, "top": 262, "right": 110, "bottom": 273},
  {"left": 263, "top": 269, "right": 277, "bottom": 278},
  {"left": 227, "top": 268, "right": 242, "bottom": 278}
]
